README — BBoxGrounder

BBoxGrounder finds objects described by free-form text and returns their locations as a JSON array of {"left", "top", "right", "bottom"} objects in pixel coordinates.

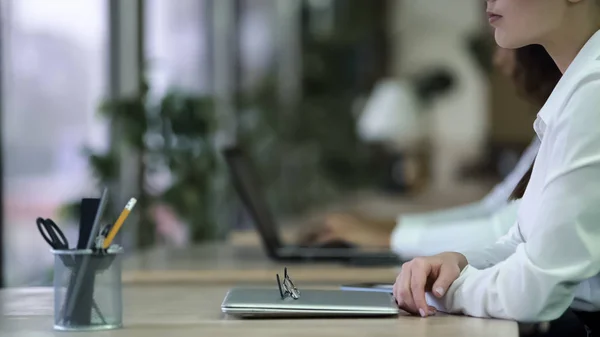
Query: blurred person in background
[{"left": 304, "top": 44, "right": 561, "bottom": 260}]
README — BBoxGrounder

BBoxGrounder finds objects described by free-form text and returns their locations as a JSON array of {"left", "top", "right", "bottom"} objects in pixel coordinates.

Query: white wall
[{"left": 390, "top": 0, "right": 490, "bottom": 190}]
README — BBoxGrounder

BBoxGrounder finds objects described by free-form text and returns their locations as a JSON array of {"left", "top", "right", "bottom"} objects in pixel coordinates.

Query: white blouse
[{"left": 429, "top": 30, "right": 600, "bottom": 322}]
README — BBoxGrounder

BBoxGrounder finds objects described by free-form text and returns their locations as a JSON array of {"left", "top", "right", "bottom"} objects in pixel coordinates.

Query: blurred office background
[{"left": 0, "top": 0, "right": 538, "bottom": 287}]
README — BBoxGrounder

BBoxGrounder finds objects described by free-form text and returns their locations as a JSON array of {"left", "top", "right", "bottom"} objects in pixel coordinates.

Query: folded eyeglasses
[{"left": 276, "top": 267, "right": 300, "bottom": 300}]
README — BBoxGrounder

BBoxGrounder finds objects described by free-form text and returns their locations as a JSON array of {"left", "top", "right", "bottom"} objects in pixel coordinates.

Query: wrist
[
  {"left": 456, "top": 253, "right": 468, "bottom": 271},
  {"left": 440, "top": 252, "right": 468, "bottom": 271}
]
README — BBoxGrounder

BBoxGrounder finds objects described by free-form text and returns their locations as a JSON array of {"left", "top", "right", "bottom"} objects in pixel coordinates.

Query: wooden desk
[
  {"left": 0, "top": 286, "right": 519, "bottom": 337},
  {"left": 122, "top": 244, "right": 400, "bottom": 285}
]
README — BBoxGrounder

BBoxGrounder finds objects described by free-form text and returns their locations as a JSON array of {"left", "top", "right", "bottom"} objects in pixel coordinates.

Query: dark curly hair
[
  {"left": 508, "top": 44, "right": 562, "bottom": 200},
  {"left": 512, "top": 44, "right": 563, "bottom": 107}
]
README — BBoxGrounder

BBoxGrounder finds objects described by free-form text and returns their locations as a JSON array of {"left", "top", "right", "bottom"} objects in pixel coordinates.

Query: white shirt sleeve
[
  {"left": 397, "top": 201, "right": 491, "bottom": 226},
  {"left": 458, "top": 219, "right": 523, "bottom": 269},
  {"left": 390, "top": 200, "right": 520, "bottom": 260},
  {"left": 429, "top": 80, "right": 600, "bottom": 322}
]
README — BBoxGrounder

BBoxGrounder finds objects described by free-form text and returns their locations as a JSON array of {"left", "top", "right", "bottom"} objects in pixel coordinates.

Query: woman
[
  {"left": 309, "top": 46, "right": 560, "bottom": 258},
  {"left": 393, "top": 0, "right": 600, "bottom": 334}
]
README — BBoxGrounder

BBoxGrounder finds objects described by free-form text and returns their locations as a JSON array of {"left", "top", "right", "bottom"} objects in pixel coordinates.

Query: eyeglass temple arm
[
  {"left": 285, "top": 268, "right": 296, "bottom": 287},
  {"left": 276, "top": 274, "right": 285, "bottom": 299}
]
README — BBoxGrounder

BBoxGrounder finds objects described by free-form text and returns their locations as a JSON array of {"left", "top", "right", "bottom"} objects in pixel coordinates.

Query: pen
[{"left": 102, "top": 198, "right": 137, "bottom": 249}]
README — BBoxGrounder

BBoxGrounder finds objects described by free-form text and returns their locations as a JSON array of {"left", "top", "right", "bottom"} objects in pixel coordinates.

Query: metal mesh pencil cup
[{"left": 52, "top": 247, "right": 123, "bottom": 331}]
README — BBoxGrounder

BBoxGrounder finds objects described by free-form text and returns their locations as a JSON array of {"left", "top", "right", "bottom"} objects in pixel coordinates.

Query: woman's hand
[{"left": 393, "top": 252, "right": 467, "bottom": 317}]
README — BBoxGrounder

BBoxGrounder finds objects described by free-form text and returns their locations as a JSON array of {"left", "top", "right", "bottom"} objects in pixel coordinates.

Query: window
[
  {"left": 145, "top": 0, "right": 211, "bottom": 96},
  {"left": 1, "top": 0, "right": 108, "bottom": 286},
  {"left": 238, "top": 0, "right": 276, "bottom": 91}
]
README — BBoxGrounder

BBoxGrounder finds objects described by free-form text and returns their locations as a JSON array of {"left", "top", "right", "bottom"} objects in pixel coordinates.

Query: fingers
[
  {"left": 394, "top": 264, "right": 410, "bottom": 310},
  {"left": 393, "top": 255, "right": 460, "bottom": 317},
  {"left": 316, "top": 214, "right": 355, "bottom": 243},
  {"left": 428, "top": 306, "right": 437, "bottom": 315},
  {"left": 410, "top": 259, "right": 432, "bottom": 317},
  {"left": 320, "top": 215, "right": 344, "bottom": 234},
  {"left": 432, "top": 263, "right": 460, "bottom": 298},
  {"left": 324, "top": 213, "right": 362, "bottom": 230},
  {"left": 394, "top": 263, "right": 421, "bottom": 315},
  {"left": 324, "top": 213, "right": 348, "bottom": 226},
  {"left": 392, "top": 276, "right": 404, "bottom": 308},
  {"left": 314, "top": 232, "right": 335, "bottom": 244},
  {"left": 298, "top": 215, "right": 340, "bottom": 244},
  {"left": 296, "top": 218, "right": 327, "bottom": 245},
  {"left": 393, "top": 259, "right": 441, "bottom": 317},
  {"left": 401, "top": 265, "right": 420, "bottom": 314}
]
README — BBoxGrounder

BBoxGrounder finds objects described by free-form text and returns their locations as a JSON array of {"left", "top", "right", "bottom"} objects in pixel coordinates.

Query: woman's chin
[{"left": 495, "top": 31, "right": 529, "bottom": 50}]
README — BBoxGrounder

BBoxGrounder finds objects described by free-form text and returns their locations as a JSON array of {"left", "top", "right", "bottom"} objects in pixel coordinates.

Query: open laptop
[
  {"left": 221, "top": 287, "right": 399, "bottom": 318},
  {"left": 221, "top": 146, "right": 404, "bottom": 266}
]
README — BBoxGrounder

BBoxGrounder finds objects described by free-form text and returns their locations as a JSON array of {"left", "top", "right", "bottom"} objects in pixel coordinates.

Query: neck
[{"left": 541, "top": 19, "right": 599, "bottom": 74}]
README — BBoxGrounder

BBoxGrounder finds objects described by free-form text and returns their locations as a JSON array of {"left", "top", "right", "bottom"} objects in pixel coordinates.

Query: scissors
[{"left": 36, "top": 217, "right": 69, "bottom": 250}]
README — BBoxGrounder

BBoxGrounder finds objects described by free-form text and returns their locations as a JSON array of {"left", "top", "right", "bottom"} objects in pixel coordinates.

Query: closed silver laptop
[{"left": 221, "top": 287, "right": 400, "bottom": 318}]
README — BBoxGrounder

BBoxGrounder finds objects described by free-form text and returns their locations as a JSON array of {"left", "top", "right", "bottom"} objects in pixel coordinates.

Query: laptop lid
[
  {"left": 222, "top": 146, "right": 283, "bottom": 256},
  {"left": 221, "top": 287, "right": 399, "bottom": 317}
]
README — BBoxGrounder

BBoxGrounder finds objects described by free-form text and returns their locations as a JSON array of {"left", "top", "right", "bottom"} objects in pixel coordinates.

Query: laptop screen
[{"left": 222, "top": 147, "right": 283, "bottom": 254}]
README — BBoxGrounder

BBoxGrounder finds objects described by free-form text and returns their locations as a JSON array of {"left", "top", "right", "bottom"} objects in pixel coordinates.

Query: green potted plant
[{"left": 64, "top": 80, "right": 227, "bottom": 248}]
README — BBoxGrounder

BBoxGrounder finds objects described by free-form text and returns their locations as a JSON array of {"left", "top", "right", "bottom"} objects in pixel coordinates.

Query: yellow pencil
[{"left": 102, "top": 198, "right": 137, "bottom": 249}]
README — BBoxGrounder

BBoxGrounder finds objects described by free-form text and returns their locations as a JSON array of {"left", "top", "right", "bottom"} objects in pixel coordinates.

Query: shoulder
[
  {"left": 558, "top": 66, "right": 600, "bottom": 123},
  {"left": 549, "top": 67, "right": 600, "bottom": 164},
  {"left": 543, "top": 63, "right": 600, "bottom": 148},
  {"left": 568, "top": 61, "right": 600, "bottom": 99},
  {"left": 569, "top": 59, "right": 600, "bottom": 86}
]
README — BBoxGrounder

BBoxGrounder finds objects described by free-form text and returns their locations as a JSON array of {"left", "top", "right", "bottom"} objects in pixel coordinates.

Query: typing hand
[
  {"left": 297, "top": 213, "right": 389, "bottom": 247},
  {"left": 392, "top": 252, "right": 466, "bottom": 317}
]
